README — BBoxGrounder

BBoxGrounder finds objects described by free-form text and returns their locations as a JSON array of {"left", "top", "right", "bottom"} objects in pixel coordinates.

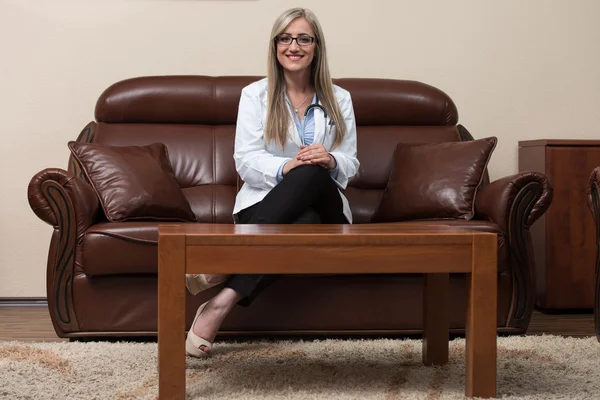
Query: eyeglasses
[{"left": 275, "top": 34, "right": 316, "bottom": 46}]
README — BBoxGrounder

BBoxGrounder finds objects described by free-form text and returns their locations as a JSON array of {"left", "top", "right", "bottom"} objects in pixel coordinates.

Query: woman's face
[{"left": 275, "top": 17, "right": 316, "bottom": 75}]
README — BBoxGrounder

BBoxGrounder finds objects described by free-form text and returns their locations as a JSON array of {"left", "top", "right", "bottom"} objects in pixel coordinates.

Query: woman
[{"left": 185, "top": 7, "right": 360, "bottom": 358}]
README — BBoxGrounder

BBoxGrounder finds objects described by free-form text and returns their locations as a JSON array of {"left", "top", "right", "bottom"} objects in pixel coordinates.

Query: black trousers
[{"left": 225, "top": 165, "right": 347, "bottom": 306}]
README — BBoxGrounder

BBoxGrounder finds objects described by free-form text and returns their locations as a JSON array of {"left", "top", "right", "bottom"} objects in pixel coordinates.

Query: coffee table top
[{"left": 158, "top": 223, "right": 494, "bottom": 246}]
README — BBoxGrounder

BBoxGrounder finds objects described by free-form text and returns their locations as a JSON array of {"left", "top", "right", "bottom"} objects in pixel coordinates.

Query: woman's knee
[{"left": 287, "top": 164, "right": 330, "bottom": 182}]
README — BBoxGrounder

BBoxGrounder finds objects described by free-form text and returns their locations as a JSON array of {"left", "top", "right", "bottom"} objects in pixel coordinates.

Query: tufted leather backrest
[{"left": 84, "top": 76, "right": 461, "bottom": 223}]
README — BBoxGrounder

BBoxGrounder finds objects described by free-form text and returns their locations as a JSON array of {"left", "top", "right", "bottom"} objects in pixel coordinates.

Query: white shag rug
[{"left": 1, "top": 335, "right": 599, "bottom": 399}]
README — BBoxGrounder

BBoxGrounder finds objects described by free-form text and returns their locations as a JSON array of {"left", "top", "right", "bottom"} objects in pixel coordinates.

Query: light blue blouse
[{"left": 276, "top": 94, "right": 339, "bottom": 182}]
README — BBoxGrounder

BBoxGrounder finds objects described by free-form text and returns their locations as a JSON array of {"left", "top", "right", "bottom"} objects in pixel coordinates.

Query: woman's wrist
[{"left": 327, "top": 153, "right": 337, "bottom": 170}]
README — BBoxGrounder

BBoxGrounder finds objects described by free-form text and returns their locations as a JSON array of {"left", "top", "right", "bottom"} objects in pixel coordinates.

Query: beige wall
[{"left": 1, "top": 0, "right": 599, "bottom": 297}]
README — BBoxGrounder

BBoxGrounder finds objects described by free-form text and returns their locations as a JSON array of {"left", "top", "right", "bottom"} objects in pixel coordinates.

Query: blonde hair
[{"left": 265, "top": 8, "right": 346, "bottom": 150}]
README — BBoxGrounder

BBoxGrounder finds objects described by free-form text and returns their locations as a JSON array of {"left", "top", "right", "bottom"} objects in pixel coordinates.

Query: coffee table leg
[
  {"left": 158, "top": 234, "right": 186, "bottom": 400},
  {"left": 423, "top": 273, "right": 449, "bottom": 365},
  {"left": 466, "top": 234, "right": 497, "bottom": 398}
]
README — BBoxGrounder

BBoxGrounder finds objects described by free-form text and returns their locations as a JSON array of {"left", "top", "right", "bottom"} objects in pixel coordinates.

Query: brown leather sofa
[
  {"left": 28, "top": 76, "right": 553, "bottom": 339},
  {"left": 587, "top": 167, "right": 600, "bottom": 341}
]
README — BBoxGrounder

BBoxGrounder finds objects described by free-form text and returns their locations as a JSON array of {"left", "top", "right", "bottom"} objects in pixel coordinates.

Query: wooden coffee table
[{"left": 157, "top": 224, "right": 498, "bottom": 399}]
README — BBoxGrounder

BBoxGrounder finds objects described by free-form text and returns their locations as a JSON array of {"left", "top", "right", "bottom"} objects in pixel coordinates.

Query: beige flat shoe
[
  {"left": 185, "top": 274, "right": 228, "bottom": 295},
  {"left": 185, "top": 302, "right": 213, "bottom": 358}
]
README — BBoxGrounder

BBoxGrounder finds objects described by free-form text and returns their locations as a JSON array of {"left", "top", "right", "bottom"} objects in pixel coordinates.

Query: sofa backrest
[{"left": 77, "top": 76, "right": 462, "bottom": 224}]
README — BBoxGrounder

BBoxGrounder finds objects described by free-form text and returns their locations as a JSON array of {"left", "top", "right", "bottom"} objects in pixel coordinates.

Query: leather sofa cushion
[
  {"left": 68, "top": 141, "right": 197, "bottom": 222},
  {"left": 83, "top": 222, "right": 171, "bottom": 277},
  {"left": 81, "top": 220, "right": 509, "bottom": 276},
  {"left": 372, "top": 137, "right": 497, "bottom": 222}
]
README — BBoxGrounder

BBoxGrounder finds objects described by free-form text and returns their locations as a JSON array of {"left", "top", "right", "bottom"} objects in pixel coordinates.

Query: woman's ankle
[{"left": 209, "top": 288, "right": 243, "bottom": 312}]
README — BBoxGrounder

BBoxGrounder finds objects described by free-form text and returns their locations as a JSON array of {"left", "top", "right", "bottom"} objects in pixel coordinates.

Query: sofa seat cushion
[
  {"left": 83, "top": 222, "right": 164, "bottom": 276},
  {"left": 82, "top": 220, "right": 508, "bottom": 277}
]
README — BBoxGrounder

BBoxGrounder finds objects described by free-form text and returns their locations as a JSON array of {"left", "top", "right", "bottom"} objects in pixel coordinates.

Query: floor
[{"left": 0, "top": 305, "right": 595, "bottom": 342}]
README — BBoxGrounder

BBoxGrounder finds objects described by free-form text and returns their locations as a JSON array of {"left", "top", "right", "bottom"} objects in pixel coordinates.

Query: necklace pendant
[{"left": 294, "top": 108, "right": 299, "bottom": 114}]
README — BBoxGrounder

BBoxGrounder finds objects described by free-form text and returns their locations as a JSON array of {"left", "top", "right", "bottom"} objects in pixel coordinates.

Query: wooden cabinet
[{"left": 519, "top": 140, "right": 600, "bottom": 311}]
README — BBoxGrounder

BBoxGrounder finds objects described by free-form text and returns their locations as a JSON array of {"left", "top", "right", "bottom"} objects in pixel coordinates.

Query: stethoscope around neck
[{"left": 296, "top": 96, "right": 335, "bottom": 146}]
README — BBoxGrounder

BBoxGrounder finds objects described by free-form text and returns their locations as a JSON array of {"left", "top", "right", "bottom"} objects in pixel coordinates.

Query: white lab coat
[{"left": 233, "top": 78, "right": 360, "bottom": 223}]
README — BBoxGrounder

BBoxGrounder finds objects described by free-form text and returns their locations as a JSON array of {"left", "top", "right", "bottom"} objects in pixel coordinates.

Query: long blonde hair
[{"left": 265, "top": 8, "right": 346, "bottom": 150}]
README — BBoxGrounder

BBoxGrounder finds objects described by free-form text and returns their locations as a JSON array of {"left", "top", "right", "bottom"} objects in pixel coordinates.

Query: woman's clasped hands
[{"left": 283, "top": 144, "right": 336, "bottom": 176}]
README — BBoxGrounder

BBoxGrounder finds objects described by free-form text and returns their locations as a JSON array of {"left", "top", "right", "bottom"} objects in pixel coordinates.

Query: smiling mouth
[{"left": 286, "top": 55, "right": 304, "bottom": 61}]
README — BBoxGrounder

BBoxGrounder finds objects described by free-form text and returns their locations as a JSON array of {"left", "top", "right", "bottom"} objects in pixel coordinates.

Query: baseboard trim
[{"left": 0, "top": 297, "right": 48, "bottom": 306}]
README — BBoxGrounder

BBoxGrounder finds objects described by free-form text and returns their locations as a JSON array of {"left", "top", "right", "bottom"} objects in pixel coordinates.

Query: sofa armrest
[
  {"left": 475, "top": 172, "right": 553, "bottom": 233},
  {"left": 27, "top": 168, "right": 100, "bottom": 336},
  {"left": 28, "top": 168, "right": 100, "bottom": 238},
  {"left": 475, "top": 171, "right": 553, "bottom": 330},
  {"left": 587, "top": 167, "right": 600, "bottom": 242},
  {"left": 588, "top": 167, "right": 600, "bottom": 341},
  {"left": 588, "top": 167, "right": 600, "bottom": 218}
]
